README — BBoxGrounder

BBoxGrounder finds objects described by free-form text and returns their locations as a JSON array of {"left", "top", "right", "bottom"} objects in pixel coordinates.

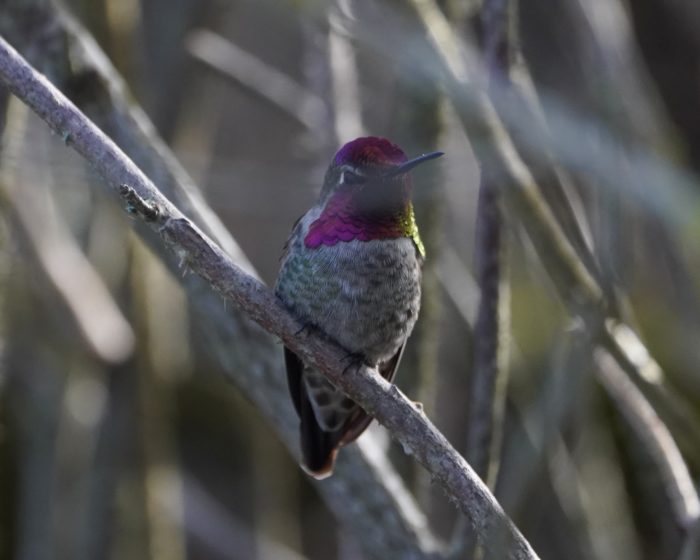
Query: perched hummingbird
[{"left": 275, "top": 136, "right": 443, "bottom": 479}]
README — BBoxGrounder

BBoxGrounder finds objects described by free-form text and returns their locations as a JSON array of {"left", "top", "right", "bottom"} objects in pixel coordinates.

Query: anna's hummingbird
[{"left": 275, "top": 136, "right": 443, "bottom": 479}]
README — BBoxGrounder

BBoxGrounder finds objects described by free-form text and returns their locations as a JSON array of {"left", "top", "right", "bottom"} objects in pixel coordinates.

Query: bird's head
[
  {"left": 320, "top": 136, "right": 443, "bottom": 203},
  {"left": 306, "top": 137, "right": 443, "bottom": 254}
]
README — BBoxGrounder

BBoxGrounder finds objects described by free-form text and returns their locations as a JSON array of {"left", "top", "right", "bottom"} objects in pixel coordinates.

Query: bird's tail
[{"left": 299, "top": 389, "right": 340, "bottom": 479}]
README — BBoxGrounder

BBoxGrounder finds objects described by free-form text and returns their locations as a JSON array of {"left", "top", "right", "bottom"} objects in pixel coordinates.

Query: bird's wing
[
  {"left": 337, "top": 342, "right": 406, "bottom": 446},
  {"left": 284, "top": 346, "right": 342, "bottom": 478},
  {"left": 278, "top": 213, "right": 304, "bottom": 265},
  {"left": 285, "top": 342, "right": 406, "bottom": 477},
  {"left": 284, "top": 346, "right": 303, "bottom": 416}
]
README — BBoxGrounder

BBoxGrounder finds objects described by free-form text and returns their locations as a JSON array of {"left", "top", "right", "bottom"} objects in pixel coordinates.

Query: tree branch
[
  {"left": 185, "top": 29, "right": 326, "bottom": 134},
  {"left": 467, "top": 0, "right": 511, "bottom": 489},
  {"left": 594, "top": 348, "right": 700, "bottom": 529},
  {"left": 0, "top": 32, "right": 538, "bottom": 560},
  {"left": 457, "top": 2, "right": 512, "bottom": 556}
]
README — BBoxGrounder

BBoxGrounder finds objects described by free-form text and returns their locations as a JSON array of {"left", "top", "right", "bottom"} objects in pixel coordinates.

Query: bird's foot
[
  {"left": 340, "top": 351, "right": 366, "bottom": 376},
  {"left": 294, "top": 321, "right": 317, "bottom": 337}
]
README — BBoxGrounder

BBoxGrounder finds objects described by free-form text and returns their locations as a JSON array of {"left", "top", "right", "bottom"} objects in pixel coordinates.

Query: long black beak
[{"left": 383, "top": 151, "right": 444, "bottom": 178}]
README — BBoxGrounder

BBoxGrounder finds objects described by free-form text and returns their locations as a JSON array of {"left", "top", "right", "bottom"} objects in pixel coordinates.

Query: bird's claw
[{"left": 341, "top": 351, "right": 365, "bottom": 375}]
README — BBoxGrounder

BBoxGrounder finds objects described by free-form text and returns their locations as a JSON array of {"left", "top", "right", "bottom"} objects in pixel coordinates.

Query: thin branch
[
  {"left": 0, "top": 34, "right": 538, "bottom": 560},
  {"left": 328, "top": 0, "right": 365, "bottom": 141},
  {"left": 436, "top": 246, "right": 480, "bottom": 326},
  {"left": 466, "top": 0, "right": 511, "bottom": 488},
  {"left": 497, "top": 327, "right": 593, "bottom": 515},
  {"left": 678, "top": 516, "right": 700, "bottom": 560},
  {"left": 459, "top": 2, "right": 512, "bottom": 557},
  {"left": 488, "top": 67, "right": 603, "bottom": 292},
  {"left": 327, "top": 433, "right": 442, "bottom": 557},
  {"left": 594, "top": 347, "right": 700, "bottom": 529},
  {"left": 603, "top": 321, "right": 700, "bottom": 471},
  {"left": 185, "top": 29, "right": 327, "bottom": 134}
]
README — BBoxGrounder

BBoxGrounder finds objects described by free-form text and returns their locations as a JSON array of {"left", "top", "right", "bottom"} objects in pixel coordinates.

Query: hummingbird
[{"left": 275, "top": 136, "right": 443, "bottom": 479}]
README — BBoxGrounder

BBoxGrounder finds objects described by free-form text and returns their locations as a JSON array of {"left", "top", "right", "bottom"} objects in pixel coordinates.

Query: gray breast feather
[{"left": 276, "top": 232, "right": 422, "bottom": 365}]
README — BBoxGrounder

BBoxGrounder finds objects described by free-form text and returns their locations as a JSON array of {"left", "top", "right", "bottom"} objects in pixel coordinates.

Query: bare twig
[
  {"left": 678, "top": 516, "right": 700, "bottom": 560},
  {"left": 328, "top": 0, "right": 365, "bottom": 141},
  {"left": 186, "top": 29, "right": 326, "bottom": 134},
  {"left": 594, "top": 348, "right": 700, "bottom": 529},
  {"left": 603, "top": 321, "right": 700, "bottom": 470},
  {"left": 0, "top": 33, "right": 538, "bottom": 560},
  {"left": 497, "top": 327, "right": 592, "bottom": 512},
  {"left": 466, "top": 0, "right": 511, "bottom": 488},
  {"left": 436, "top": 246, "right": 480, "bottom": 326},
  {"left": 457, "top": 2, "right": 512, "bottom": 557},
  {"left": 488, "top": 65, "right": 602, "bottom": 292},
  {"left": 327, "top": 433, "right": 442, "bottom": 557}
]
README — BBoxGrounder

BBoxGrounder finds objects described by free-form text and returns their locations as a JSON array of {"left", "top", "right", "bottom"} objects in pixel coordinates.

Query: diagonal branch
[
  {"left": 0, "top": 33, "right": 538, "bottom": 560},
  {"left": 186, "top": 29, "right": 326, "bottom": 134},
  {"left": 594, "top": 348, "right": 700, "bottom": 529}
]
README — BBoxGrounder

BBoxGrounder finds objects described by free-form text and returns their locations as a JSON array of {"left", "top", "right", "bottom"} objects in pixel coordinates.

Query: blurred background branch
[{"left": 186, "top": 28, "right": 326, "bottom": 135}]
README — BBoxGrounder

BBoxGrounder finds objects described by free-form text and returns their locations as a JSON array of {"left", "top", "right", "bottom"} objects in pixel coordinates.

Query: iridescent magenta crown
[{"left": 333, "top": 137, "right": 408, "bottom": 168}]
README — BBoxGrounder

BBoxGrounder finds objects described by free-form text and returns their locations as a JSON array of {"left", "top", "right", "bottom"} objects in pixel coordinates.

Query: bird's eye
[{"left": 342, "top": 170, "right": 365, "bottom": 186}]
